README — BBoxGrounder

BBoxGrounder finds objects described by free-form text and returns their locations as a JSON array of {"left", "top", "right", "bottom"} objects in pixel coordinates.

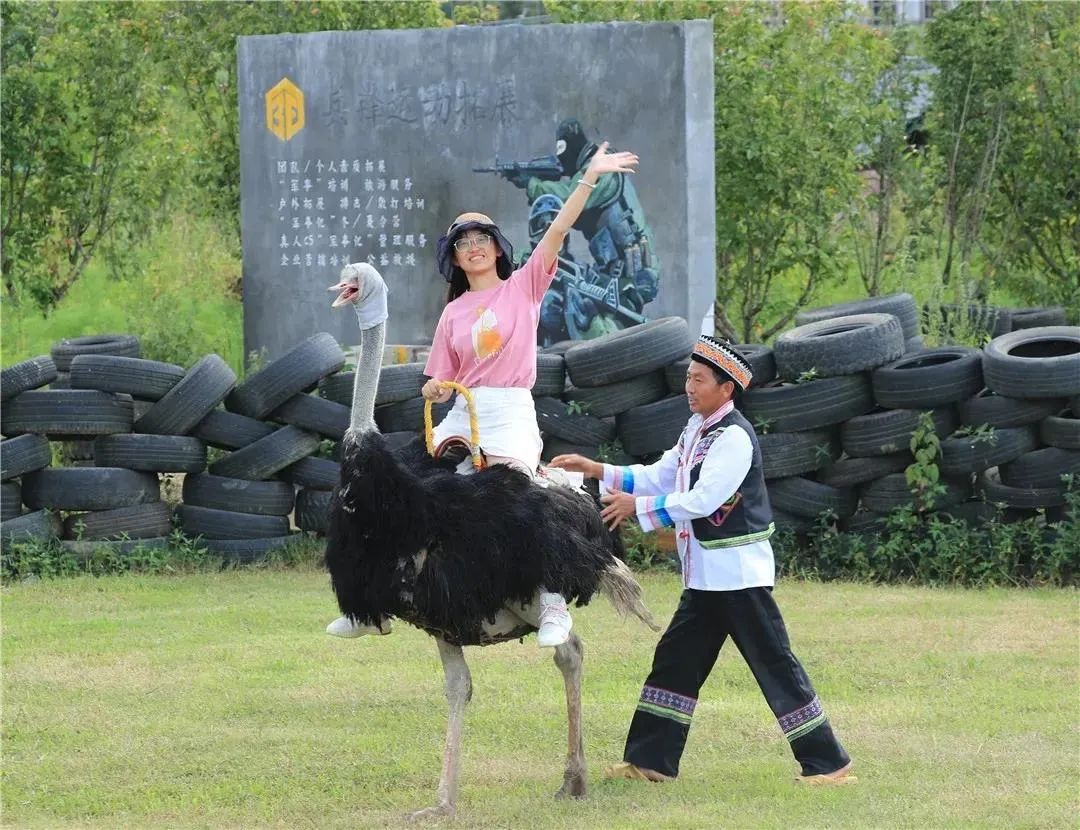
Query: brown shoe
[
  {"left": 603, "top": 761, "right": 672, "bottom": 782},
  {"left": 795, "top": 761, "right": 857, "bottom": 785}
]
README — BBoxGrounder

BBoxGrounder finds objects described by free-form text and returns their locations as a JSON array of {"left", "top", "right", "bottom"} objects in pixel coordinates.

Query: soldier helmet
[
  {"left": 528, "top": 194, "right": 563, "bottom": 241},
  {"left": 436, "top": 211, "right": 515, "bottom": 283}
]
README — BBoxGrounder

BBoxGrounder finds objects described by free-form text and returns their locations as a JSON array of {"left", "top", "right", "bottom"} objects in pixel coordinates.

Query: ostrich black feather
[{"left": 325, "top": 433, "right": 624, "bottom": 647}]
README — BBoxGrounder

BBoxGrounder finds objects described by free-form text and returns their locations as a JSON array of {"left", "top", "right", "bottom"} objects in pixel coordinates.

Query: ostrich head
[{"left": 329, "top": 262, "right": 389, "bottom": 436}]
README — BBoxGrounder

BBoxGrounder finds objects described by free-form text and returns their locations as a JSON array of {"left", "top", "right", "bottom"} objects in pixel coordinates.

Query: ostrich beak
[{"left": 328, "top": 280, "right": 359, "bottom": 308}]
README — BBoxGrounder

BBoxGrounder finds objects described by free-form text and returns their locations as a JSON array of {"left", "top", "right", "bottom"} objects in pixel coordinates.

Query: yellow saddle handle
[{"left": 424, "top": 381, "right": 483, "bottom": 470}]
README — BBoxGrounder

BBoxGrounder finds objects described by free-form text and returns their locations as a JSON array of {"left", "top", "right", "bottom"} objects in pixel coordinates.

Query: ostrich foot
[
  {"left": 406, "top": 802, "right": 455, "bottom": 821},
  {"left": 554, "top": 769, "right": 588, "bottom": 800}
]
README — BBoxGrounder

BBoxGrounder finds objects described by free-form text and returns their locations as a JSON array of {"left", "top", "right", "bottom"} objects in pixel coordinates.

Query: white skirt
[{"left": 431, "top": 386, "right": 543, "bottom": 474}]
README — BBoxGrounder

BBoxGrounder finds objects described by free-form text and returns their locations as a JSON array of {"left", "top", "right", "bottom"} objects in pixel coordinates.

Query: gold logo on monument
[{"left": 265, "top": 78, "right": 304, "bottom": 141}]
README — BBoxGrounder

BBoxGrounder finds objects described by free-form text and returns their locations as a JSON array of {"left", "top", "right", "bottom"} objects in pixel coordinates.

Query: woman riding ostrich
[{"left": 324, "top": 143, "right": 656, "bottom": 818}]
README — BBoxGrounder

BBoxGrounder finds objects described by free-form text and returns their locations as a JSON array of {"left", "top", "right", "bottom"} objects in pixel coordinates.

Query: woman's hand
[
  {"left": 421, "top": 378, "right": 453, "bottom": 403},
  {"left": 586, "top": 141, "right": 639, "bottom": 178},
  {"left": 548, "top": 453, "right": 603, "bottom": 480},
  {"left": 600, "top": 490, "right": 637, "bottom": 530}
]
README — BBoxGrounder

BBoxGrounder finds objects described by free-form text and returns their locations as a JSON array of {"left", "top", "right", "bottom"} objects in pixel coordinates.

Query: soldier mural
[
  {"left": 237, "top": 22, "right": 714, "bottom": 360},
  {"left": 478, "top": 118, "right": 660, "bottom": 345}
]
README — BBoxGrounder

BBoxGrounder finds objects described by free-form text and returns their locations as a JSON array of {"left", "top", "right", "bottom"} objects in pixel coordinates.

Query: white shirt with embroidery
[{"left": 601, "top": 401, "right": 775, "bottom": 591}]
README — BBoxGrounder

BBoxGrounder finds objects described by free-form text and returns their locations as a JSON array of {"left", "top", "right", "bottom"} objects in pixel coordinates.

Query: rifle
[
  {"left": 472, "top": 154, "right": 563, "bottom": 182},
  {"left": 551, "top": 256, "right": 646, "bottom": 336}
]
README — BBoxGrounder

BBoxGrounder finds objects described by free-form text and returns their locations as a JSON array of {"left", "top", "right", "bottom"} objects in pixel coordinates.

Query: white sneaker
[
  {"left": 325, "top": 616, "right": 392, "bottom": 638},
  {"left": 536, "top": 592, "right": 573, "bottom": 648}
]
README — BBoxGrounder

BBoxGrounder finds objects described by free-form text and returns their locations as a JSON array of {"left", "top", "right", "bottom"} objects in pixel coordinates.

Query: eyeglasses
[{"left": 452, "top": 233, "right": 493, "bottom": 252}]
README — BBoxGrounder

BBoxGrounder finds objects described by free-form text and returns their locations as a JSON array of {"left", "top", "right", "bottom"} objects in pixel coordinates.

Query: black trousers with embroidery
[{"left": 623, "top": 587, "right": 850, "bottom": 778}]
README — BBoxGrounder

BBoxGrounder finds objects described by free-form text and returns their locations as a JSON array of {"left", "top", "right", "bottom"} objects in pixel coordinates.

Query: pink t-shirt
[{"left": 423, "top": 248, "right": 557, "bottom": 389}]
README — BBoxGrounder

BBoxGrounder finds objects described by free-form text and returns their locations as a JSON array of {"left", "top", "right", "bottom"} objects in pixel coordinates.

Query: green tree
[
  {"left": 1, "top": 1, "right": 183, "bottom": 310},
  {"left": 548, "top": 2, "right": 893, "bottom": 341},
  {"left": 925, "top": 2, "right": 1079, "bottom": 312}
]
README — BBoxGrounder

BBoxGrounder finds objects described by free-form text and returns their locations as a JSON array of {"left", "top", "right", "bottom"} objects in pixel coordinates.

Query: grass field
[{"left": 2, "top": 569, "right": 1076, "bottom": 829}]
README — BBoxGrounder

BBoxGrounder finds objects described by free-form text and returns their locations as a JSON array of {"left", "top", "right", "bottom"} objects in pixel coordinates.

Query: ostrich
[{"left": 324, "top": 264, "right": 657, "bottom": 819}]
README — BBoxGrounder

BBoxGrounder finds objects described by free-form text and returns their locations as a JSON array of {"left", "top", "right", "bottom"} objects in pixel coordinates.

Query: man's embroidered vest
[{"left": 686, "top": 408, "right": 775, "bottom": 548}]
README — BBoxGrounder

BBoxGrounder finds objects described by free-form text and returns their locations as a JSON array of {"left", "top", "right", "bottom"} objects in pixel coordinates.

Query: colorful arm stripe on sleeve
[
  {"left": 636, "top": 495, "right": 674, "bottom": 532},
  {"left": 604, "top": 464, "right": 635, "bottom": 494}
]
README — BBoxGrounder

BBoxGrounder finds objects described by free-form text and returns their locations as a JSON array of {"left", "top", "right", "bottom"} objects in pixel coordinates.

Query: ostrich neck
[{"left": 349, "top": 319, "right": 386, "bottom": 433}]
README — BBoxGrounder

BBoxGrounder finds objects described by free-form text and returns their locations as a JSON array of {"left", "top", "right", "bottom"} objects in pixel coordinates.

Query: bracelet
[{"left": 577, "top": 179, "right": 597, "bottom": 190}]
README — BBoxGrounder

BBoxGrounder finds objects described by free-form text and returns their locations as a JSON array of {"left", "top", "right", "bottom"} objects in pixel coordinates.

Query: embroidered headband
[{"left": 691, "top": 335, "right": 753, "bottom": 391}]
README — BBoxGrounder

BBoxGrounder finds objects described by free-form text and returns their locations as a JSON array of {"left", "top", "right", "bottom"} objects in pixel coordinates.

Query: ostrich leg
[
  {"left": 553, "top": 633, "right": 588, "bottom": 799},
  {"left": 408, "top": 637, "right": 472, "bottom": 821}
]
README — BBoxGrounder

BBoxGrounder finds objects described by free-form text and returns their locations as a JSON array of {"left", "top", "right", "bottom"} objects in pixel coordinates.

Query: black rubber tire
[
  {"left": 69, "top": 355, "right": 185, "bottom": 401},
  {"left": 270, "top": 394, "right": 350, "bottom": 440},
  {"left": 774, "top": 314, "right": 905, "bottom": 380},
  {"left": 743, "top": 375, "right": 875, "bottom": 434},
  {"left": 982, "top": 327, "right": 1080, "bottom": 399},
  {"left": 2, "top": 355, "right": 57, "bottom": 401},
  {"left": 818, "top": 453, "right": 912, "bottom": 488},
  {"left": 959, "top": 391, "right": 1064, "bottom": 429},
  {"left": 376, "top": 363, "right": 426, "bottom": 405},
  {"left": 278, "top": 456, "right": 341, "bottom": 490},
  {"left": 871, "top": 347, "right": 983, "bottom": 408},
  {"left": 938, "top": 426, "right": 1039, "bottom": 476},
  {"left": 1000, "top": 447, "right": 1080, "bottom": 489},
  {"left": 766, "top": 477, "right": 857, "bottom": 519},
  {"left": 1, "top": 390, "right": 134, "bottom": 439},
  {"left": 93, "top": 435, "right": 207, "bottom": 473},
  {"left": 840, "top": 408, "right": 957, "bottom": 458},
  {"left": 1040, "top": 412, "right": 1080, "bottom": 450},
  {"left": 758, "top": 430, "right": 838, "bottom": 480},
  {"left": 533, "top": 353, "right": 567, "bottom": 397},
  {"left": 374, "top": 398, "right": 452, "bottom": 434},
  {"left": 564, "top": 371, "right": 668, "bottom": 418},
  {"left": 772, "top": 508, "right": 819, "bottom": 535},
  {"left": 664, "top": 359, "right": 690, "bottom": 395},
  {"left": 978, "top": 470, "right": 1066, "bottom": 510},
  {"left": 191, "top": 409, "right": 276, "bottom": 450},
  {"left": 860, "top": 473, "right": 970, "bottom": 513},
  {"left": 1, "top": 509, "right": 62, "bottom": 546},
  {"left": 1, "top": 481, "right": 22, "bottom": 521},
  {"left": 796, "top": 292, "right": 919, "bottom": 339},
  {"left": 616, "top": 395, "right": 690, "bottom": 457},
  {"left": 49, "top": 372, "right": 71, "bottom": 390},
  {"left": 318, "top": 372, "right": 355, "bottom": 406},
  {"left": 62, "top": 502, "right": 173, "bottom": 541},
  {"left": 226, "top": 333, "right": 345, "bottom": 419},
  {"left": 197, "top": 534, "right": 298, "bottom": 564},
  {"left": 295, "top": 488, "right": 332, "bottom": 534},
  {"left": 542, "top": 340, "right": 578, "bottom": 356},
  {"left": 22, "top": 468, "right": 160, "bottom": 511},
  {"left": 1009, "top": 306, "right": 1068, "bottom": 330},
  {"left": 1, "top": 435, "right": 51, "bottom": 481},
  {"left": 182, "top": 473, "right": 295, "bottom": 516},
  {"left": 564, "top": 317, "right": 692, "bottom": 388},
  {"left": 59, "top": 536, "right": 170, "bottom": 560},
  {"left": 135, "top": 354, "right": 237, "bottom": 436},
  {"left": 1072, "top": 395, "right": 1080, "bottom": 416},
  {"left": 534, "top": 397, "right": 616, "bottom": 446},
  {"left": 177, "top": 504, "right": 290, "bottom": 540},
  {"left": 541, "top": 438, "right": 601, "bottom": 463},
  {"left": 207, "top": 426, "right": 320, "bottom": 481},
  {"left": 905, "top": 336, "right": 926, "bottom": 353},
  {"left": 50, "top": 334, "right": 140, "bottom": 372},
  {"left": 840, "top": 510, "right": 889, "bottom": 534}
]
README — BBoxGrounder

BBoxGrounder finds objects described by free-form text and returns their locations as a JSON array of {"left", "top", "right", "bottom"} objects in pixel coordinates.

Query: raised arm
[{"left": 534, "top": 141, "right": 639, "bottom": 271}]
